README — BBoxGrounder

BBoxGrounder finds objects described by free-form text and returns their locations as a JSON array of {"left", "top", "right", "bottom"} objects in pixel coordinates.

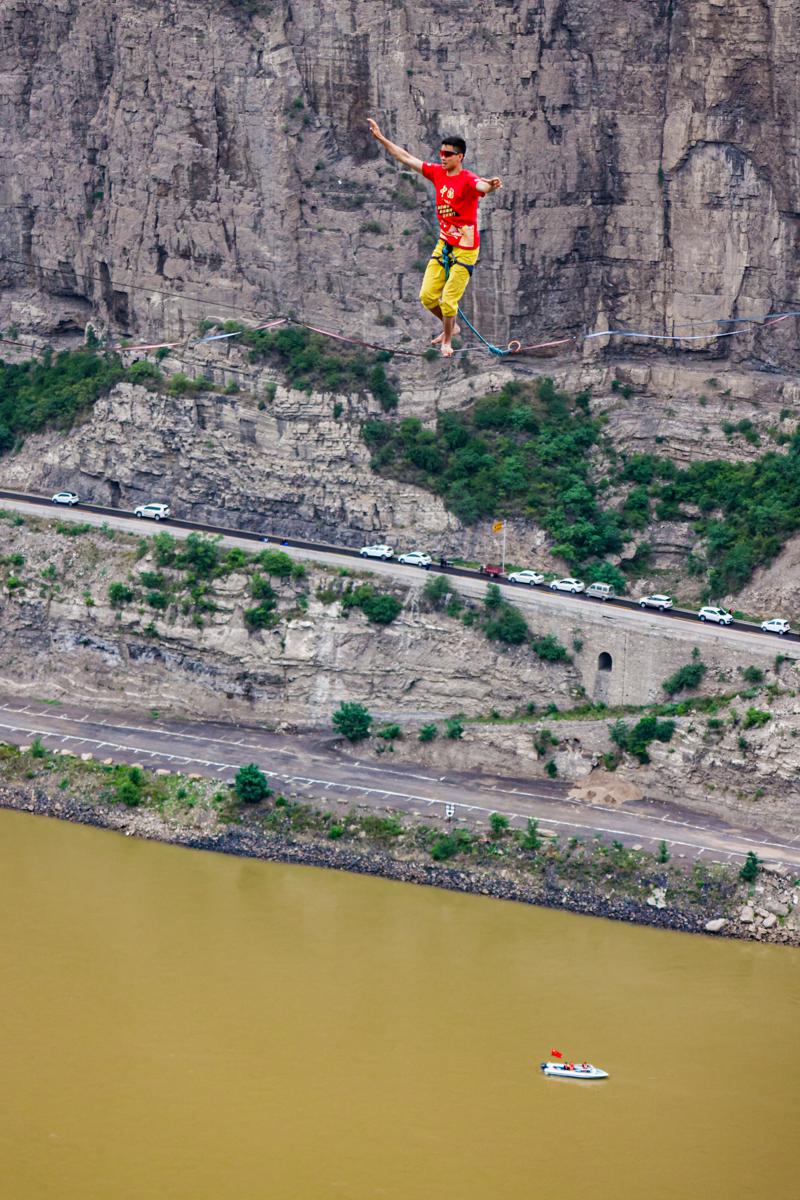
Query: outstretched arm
[
  {"left": 476, "top": 176, "right": 503, "bottom": 195},
  {"left": 367, "top": 118, "right": 425, "bottom": 174}
]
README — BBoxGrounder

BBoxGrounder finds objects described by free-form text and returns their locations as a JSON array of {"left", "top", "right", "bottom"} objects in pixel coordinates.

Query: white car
[
  {"left": 134, "top": 502, "right": 171, "bottom": 521},
  {"left": 51, "top": 491, "right": 80, "bottom": 506},
  {"left": 360, "top": 543, "right": 394, "bottom": 560},
  {"left": 548, "top": 577, "right": 585, "bottom": 593},
  {"left": 638, "top": 593, "right": 673, "bottom": 611},
  {"left": 698, "top": 606, "right": 732, "bottom": 625},
  {"left": 508, "top": 569, "right": 544, "bottom": 586},
  {"left": 760, "top": 617, "right": 791, "bottom": 636},
  {"left": 398, "top": 551, "right": 432, "bottom": 568}
]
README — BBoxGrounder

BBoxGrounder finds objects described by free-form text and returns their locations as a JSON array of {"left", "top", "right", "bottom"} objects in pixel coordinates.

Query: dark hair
[{"left": 441, "top": 135, "right": 466, "bottom": 158}]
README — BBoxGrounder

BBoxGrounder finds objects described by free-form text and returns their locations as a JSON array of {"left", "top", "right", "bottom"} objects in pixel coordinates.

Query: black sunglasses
[{"left": 440, "top": 149, "right": 460, "bottom": 157}]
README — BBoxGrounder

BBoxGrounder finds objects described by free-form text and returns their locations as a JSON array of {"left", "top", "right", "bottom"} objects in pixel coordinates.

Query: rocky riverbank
[{"left": 2, "top": 778, "right": 797, "bottom": 948}]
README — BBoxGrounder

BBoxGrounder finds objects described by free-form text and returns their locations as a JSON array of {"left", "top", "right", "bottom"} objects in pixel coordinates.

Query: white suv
[
  {"left": 698, "top": 606, "right": 732, "bottom": 625},
  {"left": 638, "top": 594, "right": 673, "bottom": 611},
  {"left": 134, "top": 502, "right": 171, "bottom": 521},
  {"left": 360, "top": 543, "right": 394, "bottom": 560}
]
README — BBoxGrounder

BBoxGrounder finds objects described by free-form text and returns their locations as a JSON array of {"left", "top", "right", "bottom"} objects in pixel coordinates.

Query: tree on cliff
[{"left": 332, "top": 702, "right": 373, "bottom": 743}]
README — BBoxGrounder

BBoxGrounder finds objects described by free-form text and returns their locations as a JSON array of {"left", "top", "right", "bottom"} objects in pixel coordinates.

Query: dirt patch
[{"left": 569, "top": 770, "right": 644, "bottom": 807}]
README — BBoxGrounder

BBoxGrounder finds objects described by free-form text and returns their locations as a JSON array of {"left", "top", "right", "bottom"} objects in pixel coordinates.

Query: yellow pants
[{"left": 419, "top": 239, "right": 480, "bottom": 319}]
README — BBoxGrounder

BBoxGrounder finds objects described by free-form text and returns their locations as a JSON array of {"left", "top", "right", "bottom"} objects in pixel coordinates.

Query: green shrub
[
  {"left": 332, "top": 701, "right": 373, "bottom": 742},
  {"left": 360, "top": 814, "right": 403, "bottom": 841},
  {"left": 376, "top": 724, "right": 402, "bottom": 741},
  {"left": 422, "top": 574, "right": 452, "bottom": 608},
  {"left": 531, "top": 634, "right": 570, "bottom": 662},
  {"left": 741, "top": 665, "right": 764, "bottom": 685},
  {"left": 234, "top": 762, "right": 272, "bottom": 804},
  {"left": 533, "top": 728, "right": 558, "bottom": 756},
  {"left": 29, "top": 737, "right": 47, "bottom": 759},
  {"left": 116, "top": 779, "right": 141, "bottom": 807},
  {"left": 418, "top": 723, "right": 438, "bottom": 742},
  {"left": 489, "top": 812, "right": 509, "bottom": 837},
  {"left": 429, "top": 830, "right": 472, "bottom": 861},
  {"left": 178, "top": 532, "right": 220, "bottom": 577},
  {"left": 146, "top": 589, "right": 170, "bottom": 611},
  {"left": 520, "top": 818, "right": 542, "bottom": 852},
  {"left": 108, "top": 582, "right": 134, "bottom": 608},
  {"left": 222, "top": 547, "right": 249, "bottom": 573},
  {"left": 610, "top": 716, "right": 676, "bottom": 764},
  {"left": 257, "top": 549, "right": 294, "bottom": 578},
  {"left": 739, "top": 850, "right": 760, "bottom": 882},
  {"left": 742, "top": 707, "right": 770, "bottom": 729},
  {"left": 483, "top": 602, "right": 528, "bottom": 644},
  {"left": 360, "top": 592, "right": 402, "bottom": 625},
  {"left": 251, "top": 574, "right": 277, "bottom": 603},
  {"left": 244, "top": 602, "right": 279, "bottom": 630},
  {"left": 243, "top": 324, "right": 397, "bottom": 409},
  {"left": 444, "top": 715, "right": 464, "bottom": 740},
  {"left": 545, "top": 759, "right": 558, "bottom": 778},
  {"left": 139, "top": 570, "right": 165, "bottom": 590},
  {"left": 662, "top": 658, "right": 707, "bottom": 696}
]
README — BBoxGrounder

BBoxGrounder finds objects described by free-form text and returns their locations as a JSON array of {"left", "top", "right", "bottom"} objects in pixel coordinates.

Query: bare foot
[
  {"left": 431, "top": 324, "right": 461, "bottom": 345},
  {"left": 440, "top": 342, "right": 455, "bottom": 358}
]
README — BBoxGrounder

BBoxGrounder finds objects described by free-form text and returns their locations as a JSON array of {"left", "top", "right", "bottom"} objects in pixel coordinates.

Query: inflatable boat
[{"left": 540, "top": 1061, "right": 608, "bottom": 1080}]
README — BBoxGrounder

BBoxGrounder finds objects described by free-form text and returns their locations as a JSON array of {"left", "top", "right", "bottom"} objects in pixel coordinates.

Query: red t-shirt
[{"left": 422, "top": 162, "right": 482, "bottom": 250}]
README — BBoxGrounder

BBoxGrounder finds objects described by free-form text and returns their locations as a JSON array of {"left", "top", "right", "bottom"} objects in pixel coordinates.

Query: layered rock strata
[{"left": 1, "top": 0, "right": 799, "bottom": 367}]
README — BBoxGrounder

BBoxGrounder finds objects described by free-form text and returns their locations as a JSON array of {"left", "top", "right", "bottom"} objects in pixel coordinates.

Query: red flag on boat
[{"left": 550, "top": 1049, "right": 563, "bottom": 1058}]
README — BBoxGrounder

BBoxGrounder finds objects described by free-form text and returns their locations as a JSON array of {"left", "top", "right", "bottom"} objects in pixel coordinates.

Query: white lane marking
[{"left": 0, "top": 721, "right": 796, "bottom": 862}]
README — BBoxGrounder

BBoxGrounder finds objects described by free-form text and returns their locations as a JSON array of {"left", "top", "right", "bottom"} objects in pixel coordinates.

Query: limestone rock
[
  {"left": 739, "top": 905, "right": 755, "bottom": 924},
  {"left": 704, "top": 918, "right": 727, "bottom": 933},
  {"left": 2, "top": 0, "right": 800, "bottom": 372}
]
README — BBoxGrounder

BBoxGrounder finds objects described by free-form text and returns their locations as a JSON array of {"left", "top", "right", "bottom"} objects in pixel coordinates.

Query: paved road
[
  {"left": 2, "top": 490, "right": 797, "bottom": 660},
  {"left": 1, "top": 693, "right": 798, "bottom": 870}
]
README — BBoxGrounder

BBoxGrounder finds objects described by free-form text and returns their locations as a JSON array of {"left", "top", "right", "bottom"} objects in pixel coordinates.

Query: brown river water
[{"left": 1, "top": 809, "right": 797, "bottom": 1199}]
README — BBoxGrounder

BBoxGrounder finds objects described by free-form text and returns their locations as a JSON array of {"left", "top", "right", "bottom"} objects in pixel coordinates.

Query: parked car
[
  {"left": 548, "top": 577, "right": 585, "bottom": 593},
  {"left": 397, "top": 551, "right": 432, "bottom": 568},
  {"left": 134, "top": 502, "right": 171, "bottom": 521},
  {"left": 508, "top": 569, "right": 544, "bottom": 586},
  {"left": 760, "top": 617, "right": 791, "bottom": 636},
  {"left": 480, "top": 563, "right": 505, "bottom": 578},
  {"left": 360, "top": 543, "right": 394, "bottom": 559},
  {"left": 51, "top": 491, "right": 80, "bottom": 506},
  {"left": 586, "top": 582, "right": 615, "bottom": 601},
  {"left": 698, "top": 606, "right": 732, "bottom": 625},
  {"left": 638, "top": 593, "right": 673, "bottom": 611}
]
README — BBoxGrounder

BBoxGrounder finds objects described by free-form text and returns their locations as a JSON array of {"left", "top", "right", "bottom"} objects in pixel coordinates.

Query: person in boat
[
  {"left": 366, "top": 117, "right": 502, "bottom": 358},
  {"left": 581, "top": 1062, "right": 590, "bottom": 1070}
]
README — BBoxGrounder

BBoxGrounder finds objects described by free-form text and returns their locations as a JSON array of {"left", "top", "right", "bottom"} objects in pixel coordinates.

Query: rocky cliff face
[
  {"left": 0, "top": 517, "right": 583, "bottom": 722},
  {"left": 2, "top": 0, "right": 799, "bottom": 366}
]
